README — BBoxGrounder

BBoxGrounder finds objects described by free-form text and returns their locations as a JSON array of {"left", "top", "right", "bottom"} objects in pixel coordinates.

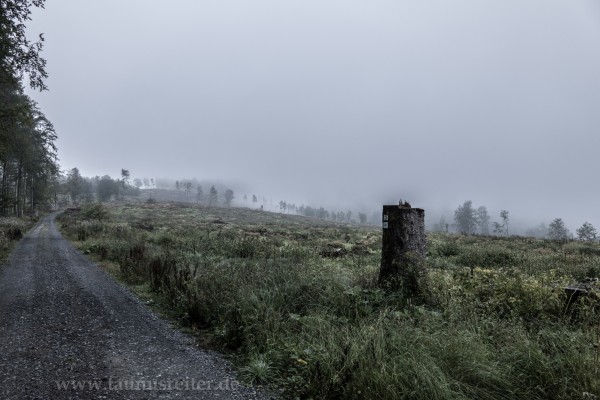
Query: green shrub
[
  {"left": 0, "top": 218, "right": 29, "bottom": 241},
  {"left": 82, "top": 203, "right": 109, "bottom": 221},
  {"left": 434, "top": 241, "right": 461, "bottom": 257}
]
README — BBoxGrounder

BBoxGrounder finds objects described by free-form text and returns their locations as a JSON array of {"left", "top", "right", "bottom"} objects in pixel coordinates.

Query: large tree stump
[{"left": 379, "top": 203, "right": 427, "bottom": 298}]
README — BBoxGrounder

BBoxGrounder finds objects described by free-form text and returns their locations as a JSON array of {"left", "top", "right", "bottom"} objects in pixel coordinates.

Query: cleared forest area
[{"left": 59, "top": 202, "right": 600, "bottom": 399}]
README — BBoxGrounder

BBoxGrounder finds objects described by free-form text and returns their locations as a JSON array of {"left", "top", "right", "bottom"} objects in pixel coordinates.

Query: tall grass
[{"left": 58, "top": 203, "right": 600, "bottom": 399}]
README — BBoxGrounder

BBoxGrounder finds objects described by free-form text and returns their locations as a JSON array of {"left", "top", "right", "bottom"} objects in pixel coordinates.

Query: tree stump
[
  {"left": 379, "top": 203, "right": 427, "bottom": 298},
  {"left": 564, "top": 278, "right": 599, "bottom": 318}
]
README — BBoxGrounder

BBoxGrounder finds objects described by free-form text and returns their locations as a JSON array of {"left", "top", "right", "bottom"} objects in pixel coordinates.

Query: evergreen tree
[
  {"left": 196, "top": 185, "right": 204, "bottom": 203},
  {"left": 208, "top": 186, "right": 218, "bottom": 206},
  {"left": 96, "top": 175, "right": 119, "bottom": 202},
  {"left": 65, "top": 167, "right": 84, "bottom": 203},
  {"left": 476, "top": 206, "right": 490, "bottom": 235},
  {"left": 1, "top": 0, "right": 48, "bottom": 91},
  {"left": 0, "top": 0, "right": 56, "bottom": 215},
  {"left": 548, "top": 218, "right": 570, "bottom": 241},
  {"left": 576, "top": 222, "right": 597, "bottom": 241},
  {"left": 454, "top": 200, "right": 477, "bottom": 234},
  {"left": 223, "top": 189, "right": 234, "bottom": 207},
  {"left": 358, "top": 212, "right": 367, "bottom": 224},
  {"left": 184, "top": 182, "right": 192, "bottom": 198},
  {"left": 1, "top": 95, "right": 58, "bottom": 215},
  {"left": 500, "top": 210, "right": 510, "bottom": 236}
]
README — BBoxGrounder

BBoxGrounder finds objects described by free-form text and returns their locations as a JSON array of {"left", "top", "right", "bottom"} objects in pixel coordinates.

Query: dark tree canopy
[
  {"left": 209, "top": 186, "right": 218, "bottom": 206},
  {"left": 0, "top": 0, "right": 48, "bottom": 90},
  {"left": 223, "top": 189, "right": 234, "bottom": 207},
  {"left": 0, "top": 0, "right": 57, "bottom": 216},
  {"left": 96, "top": 175, "right": 119, "bottom": 202},
  {"left": 0, "top": 95, "right": 58, "bottom": 215}
]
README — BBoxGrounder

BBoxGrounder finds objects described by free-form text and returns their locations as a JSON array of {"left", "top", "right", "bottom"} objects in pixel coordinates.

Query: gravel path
[{"left": 0, "top": 213, "right": 270, "bottom": 400}]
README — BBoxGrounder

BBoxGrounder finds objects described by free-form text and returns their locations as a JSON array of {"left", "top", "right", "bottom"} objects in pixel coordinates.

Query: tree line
[
  {"left": 163, "top": 180, "right": 373, "bottom": 223},
  {"left": 62, "top": 171, "right": 242, "bottom": 208},
  {"left": 434, "top": 200, "right": 598, "bottom": 242},
  {"left": 1, "top": 0, "right": 59, "bottom": 217},
  {"left": 62, "top": 168, "right": 141, "bottom": 205}
]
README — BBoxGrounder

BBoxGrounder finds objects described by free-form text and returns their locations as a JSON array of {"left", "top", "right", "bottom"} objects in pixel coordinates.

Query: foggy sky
[{"left": 26, "top": 1, "right": 600, "bottom": 230}]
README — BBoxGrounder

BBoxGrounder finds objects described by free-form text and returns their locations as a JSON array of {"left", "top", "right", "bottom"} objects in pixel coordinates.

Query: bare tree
[{"left": 500, "top": 210, "right": 509, "bottom": 236}]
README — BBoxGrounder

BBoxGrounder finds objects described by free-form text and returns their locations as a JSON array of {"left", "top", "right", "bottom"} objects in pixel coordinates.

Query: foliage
[
  {"left": 358, "top": 212, "right": 367, "bottom": 224},
  {"left": 81, "top": 203, "right": 109, "bottom": 221},
  {"left": 209, "top": 185, "right": 218, "bottom": 206},
  {"left": 577, "top": 222, "right": 597, "bottom": 242},
  {"left": 95, "top": 175, "right": 119, "bottom": 202},
  {"left": 476, "top": 206, "right": 490, "bottom": 235},
  {"left": 223, "top": 189, "right": 234, "bottom": 207},
  {"left": 0, "top": 0, "right": 48, "bottom": 91},
  {"left": 64, "top": 167, "right": 92, "bottom": 203},
  {"left": 500, "top": 210, "right": 510, "bottom": 236},
  {"left": 0, "top": 93, "right": 58, "bottom": 215},
  {"left": 196, "top": 185, "right": 204, "bottom": 203},
  {"left": 1, "top": 0, "right": 58, "bottom": 216},
  {"left": 548, "top": 218, "right": 570, "bottom": 241},
  {"left": 120, "top": 169, "right": 130, "bottom": 200},
  {"left": 454, "top": 200, "right": 477, "bottom": 234},
  {"left": 59, "top": 204, "right": 600, "bottom": 399}
]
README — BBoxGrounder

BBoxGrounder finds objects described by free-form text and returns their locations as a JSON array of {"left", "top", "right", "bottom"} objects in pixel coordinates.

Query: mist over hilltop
[{"left": 26, "top": 0, "right": 600, "bottom": 233}]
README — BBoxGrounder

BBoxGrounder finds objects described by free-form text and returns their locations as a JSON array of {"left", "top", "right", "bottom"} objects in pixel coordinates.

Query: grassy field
[{"left": 58, "top": 202, "right": 600, "bottom": 399}]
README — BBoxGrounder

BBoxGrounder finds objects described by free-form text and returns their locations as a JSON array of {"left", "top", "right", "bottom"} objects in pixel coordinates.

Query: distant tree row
[
  {"left": 269, "top": 201, "right": 369, "bottom": 225},
  {"left": 519, "top": 218, "right": 596, "bottom": 242},
  {"left": 62, "top": 168, "right": 140, "bottom": 205},
  {"left": 545, "top": 219, "right": 597, "bottom": 242},
  {"left": 0, "top": 0, "right": 59, "bottom": 216},
  {"left": 434, "top": 201, "right": 598, "bottom": 243},
  {"left": 449, "top": 201, "right": 508, "bottom": 236},
  {"left": 193, "top": 184, "right": 233, "bottom": 207},
  {"left": 60, "top": 170, "right": 246, "bottom": 209},
  {"left": 235, "top": 193, "right": 372, "bottom": 225},
  {"left": 525, "top": 218, "right": 597, "bottom": 242}
]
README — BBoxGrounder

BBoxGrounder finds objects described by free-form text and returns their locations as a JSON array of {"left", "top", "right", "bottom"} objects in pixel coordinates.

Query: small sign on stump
[{"left": 379, "top": 202, "right": 427, "bottom": 298}]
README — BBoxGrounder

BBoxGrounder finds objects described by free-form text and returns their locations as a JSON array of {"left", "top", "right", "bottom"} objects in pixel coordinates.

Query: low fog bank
[
  {"left": 91, "top": 170, "right": 594, "bottom": 239},
  {"left": 24, "top": 0, "right": 600, "bottom": 240}
]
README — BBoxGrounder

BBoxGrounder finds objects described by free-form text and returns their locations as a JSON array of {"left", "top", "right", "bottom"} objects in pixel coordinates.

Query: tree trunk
[
  {"left": 0, "top": 160, "right": 5, "bottom": 217},
  {"left": 15, "top": 162, "right": 22, "bottom": 217},
  {"left": 379, "top": 204, "right": 428, "bottom": 299},
  {"left": 30, "top": 175, "right": 35, "bottom": 214}
]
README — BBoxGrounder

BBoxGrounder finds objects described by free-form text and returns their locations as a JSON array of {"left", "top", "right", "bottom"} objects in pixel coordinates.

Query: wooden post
[{"left": 379, "top": 203, "right": 427, "bottom": 297}]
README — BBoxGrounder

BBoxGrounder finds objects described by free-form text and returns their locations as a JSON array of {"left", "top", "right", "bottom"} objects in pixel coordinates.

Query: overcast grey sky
[{"left": 26, "top": 1, "right": 600, "bottom": 230}]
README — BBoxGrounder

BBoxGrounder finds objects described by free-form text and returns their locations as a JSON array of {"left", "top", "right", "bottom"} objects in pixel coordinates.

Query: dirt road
[{"left": 0, "top": 213, "right": 267, "bottom": 399}]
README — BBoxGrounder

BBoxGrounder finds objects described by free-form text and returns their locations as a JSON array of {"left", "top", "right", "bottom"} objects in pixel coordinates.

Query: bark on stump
[{"left": 379, "top": 204, "right": 427, "bottom": 298}]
